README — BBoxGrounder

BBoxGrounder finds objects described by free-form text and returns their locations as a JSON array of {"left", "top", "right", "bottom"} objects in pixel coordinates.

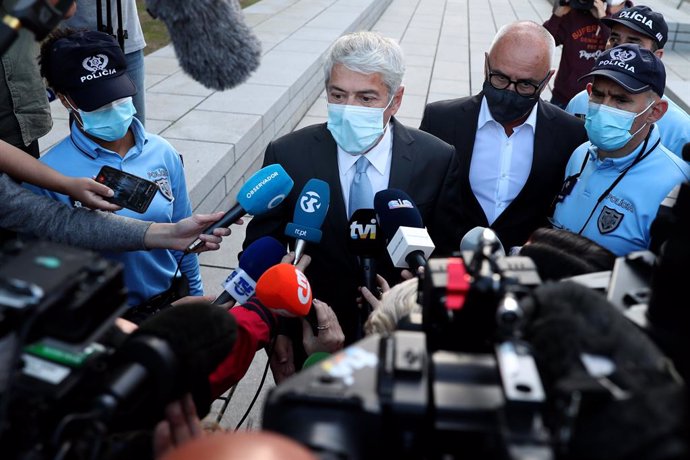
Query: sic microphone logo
[
  {"left": 387, "top": 199, "right": 414, "bottom": 210},
  {"left": 300, "top": 191, "right": 322, "bottom": 214},
  {"left": 296, "top": 269, "right": 311, "bottom": 305},
  {"left": 350, "top": 218, "right": 377, "bottom": 240}
]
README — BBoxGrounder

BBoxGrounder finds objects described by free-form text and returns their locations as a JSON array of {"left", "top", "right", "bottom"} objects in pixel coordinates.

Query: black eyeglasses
[{"left": 485, "top": 59, "right": 551, "bottom": 98}]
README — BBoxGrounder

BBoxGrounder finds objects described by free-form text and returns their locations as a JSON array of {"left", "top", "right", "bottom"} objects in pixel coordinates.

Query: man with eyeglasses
[
  {"left": 551, "top": 44, "right": 689, "bottom": 256},
  {"left": 420, "top": 21, "right": 587, "bottom": 251}
]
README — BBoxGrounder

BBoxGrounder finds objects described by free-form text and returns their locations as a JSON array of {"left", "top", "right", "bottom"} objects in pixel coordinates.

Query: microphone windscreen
[
  {"left": 459, "top": 226, "right": 506, "bottom": 255},
  {"left": 374, "top": 189, "right": 424, "bottom": 241},
  {"left": 239, "top": 236, "right": 286, "bottom": 280},
  {"left": 134, "top": 303, "right": 237, "bottom": 378},
  {"left": 255, "top": 264, "right": 312, "bottom": 317},
  {"left": 293, "top": 179, "right": 330, "bottom": 229},
  {"left": 236, "top": 164, "right": 294, "bottom": 215},
  {"left": 347, "top": 208, "right": 384, "bottom": 256},
  {"left": 145, "top": 0, "right": 261, "bottom": 90}
]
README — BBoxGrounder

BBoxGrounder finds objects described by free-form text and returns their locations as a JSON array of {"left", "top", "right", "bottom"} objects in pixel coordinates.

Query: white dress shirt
[
  {"left": 338, "top": 124, "right": 393, "bottom": 216},
  {"left": 470, "top": 97, "right": 538, "bottom": 224}
]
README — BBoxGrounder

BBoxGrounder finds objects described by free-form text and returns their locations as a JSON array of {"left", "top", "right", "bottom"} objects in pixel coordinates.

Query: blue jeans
[{"left": 126, "top": 49, "right": 146, "bottom": 127}]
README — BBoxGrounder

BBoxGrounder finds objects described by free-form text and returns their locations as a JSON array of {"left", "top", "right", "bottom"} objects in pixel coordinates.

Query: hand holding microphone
[
  {"left": 284, "top": 179, "right": 330, "bottom": 265},
  {"left": 213, "top": 236, "right": 285, "bottom": 306},
  {"left": 374, "top": 189, "right": 435, "bottom": 273},
  {"left": 187, "top": 164, "right": 294, "bottom": 252}
]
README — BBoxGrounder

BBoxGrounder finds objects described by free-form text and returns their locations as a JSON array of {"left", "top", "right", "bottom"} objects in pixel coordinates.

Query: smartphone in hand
[{"left": 95, "top": 166, "right": 158, "bottom": 214}]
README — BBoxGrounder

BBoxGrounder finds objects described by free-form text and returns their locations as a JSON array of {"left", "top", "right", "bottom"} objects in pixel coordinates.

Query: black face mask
[{"left": 482, "top": 80, "right": 539, "bottom": 124}]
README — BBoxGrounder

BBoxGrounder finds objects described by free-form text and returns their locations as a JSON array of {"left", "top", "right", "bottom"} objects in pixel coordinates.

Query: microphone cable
[{"left": 234, "top": 336, "right": 275, "bottom": 430}]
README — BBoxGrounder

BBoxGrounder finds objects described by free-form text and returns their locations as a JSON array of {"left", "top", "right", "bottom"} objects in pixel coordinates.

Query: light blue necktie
[{"left": 349, "top": 155, "right": 373, "bottom": 217}]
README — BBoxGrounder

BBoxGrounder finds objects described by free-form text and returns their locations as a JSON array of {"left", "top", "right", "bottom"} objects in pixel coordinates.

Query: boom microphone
[
  {"left": 285, "top": 179, "right": 330, "bottom": 265},
  {"left": 255, "top": 264, "right": 312, "bottom": 317},
  {"left": 213, "top": 236, "right": 285, "bottom": 305},
  {"left": 374, "top": 189, "right": 435, "bottom": 272},
  {"left": 144, "top": 0, "right": 261, "bottom": 90},
  {"left": 91, "top": 302, "right": 236, "bottom": 427},
  {"left": 188, "top": 164, "right": 294, "bottom": 251}
]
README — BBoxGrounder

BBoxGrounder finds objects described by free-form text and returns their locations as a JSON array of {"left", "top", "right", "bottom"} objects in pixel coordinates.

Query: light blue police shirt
[
  {"left": 24, "top": 118, "right": 202, "bottom": 306},
  {"left": 551, "top": 126, "right": 690, "bottom": 256},
  {"left": 566, "top": 90, "right": 690, "bottom": 162}
]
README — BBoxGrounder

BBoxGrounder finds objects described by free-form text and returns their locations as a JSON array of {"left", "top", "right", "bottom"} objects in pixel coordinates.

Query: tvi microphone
[
  {"left": 187, "top": 164, "right": 293, "bottom": 252},
  {"left": 347, "top": 209, "right": 384, "bottom": 300},
  {"left": 213, "top": 236, "right": 285, "bottom": 305},
  {"left": 285, "top": 179, "right": 330, "bottom": 265},
  {"left": 374, "top": 189, "right": 435, "bottom": 273}
]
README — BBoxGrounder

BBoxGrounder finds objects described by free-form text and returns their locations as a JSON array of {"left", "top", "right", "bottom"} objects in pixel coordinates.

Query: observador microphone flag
[{"left": 188, "top": 164, "right": 294, "bottom": 251}]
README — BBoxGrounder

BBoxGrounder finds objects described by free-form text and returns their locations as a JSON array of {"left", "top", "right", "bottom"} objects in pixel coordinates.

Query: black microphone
[
  {"left": 374, "top": 189, "right": 435, "bottom": 273},
  {"left": 188, "top": 164, "right": 293, "bottom": 251},
  {"left": 144, "top": 0, "right": 261, "bottom": 90},
  {"left": 91, "top": 302, "right": 236, "bottom": 426},
  {"left": 347, "top": 209, "right": 384, "bottom": 299}
]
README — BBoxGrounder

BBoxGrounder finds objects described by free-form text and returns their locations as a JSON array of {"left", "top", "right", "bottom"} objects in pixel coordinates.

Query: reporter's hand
[
  {"left": 554, "top": 4, "right": 571, "bottom": 16},
  {"left": 280, "top": 251, "right": 312, "bottom": 272},
  {"left": 145, "top": 212, "right": 240, "bottom": 252},
  {"left": 269, "top": 334, "right": 295, "bottom": 384},
  {"left": 302, "top": 299, "right": 344, "bottom": 355},
  {"left": 153, "top": 394, "right": 204, "bottom": 460},
  {"left": 63, "top": 177, "right": 122, "bottom": 212},
  {"left": 591, "top": 0, "right": 607, "bottom": 19},
  {"left": 357, "top": 274, "right": 390, "bottom": 310}
]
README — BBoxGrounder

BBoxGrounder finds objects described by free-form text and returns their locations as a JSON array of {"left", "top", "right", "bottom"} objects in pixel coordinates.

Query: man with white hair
[{"left": 420, "top": 21, "right": 587, "bottom": 251}]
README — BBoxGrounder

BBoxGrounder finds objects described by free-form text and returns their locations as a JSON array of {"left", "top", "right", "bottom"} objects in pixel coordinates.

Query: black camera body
[
  {"left": 558, "top": 0, "right": 595, "bottom": 10},
  {"left": 263, "top": 242, "right": 552, "bottom": 459}
]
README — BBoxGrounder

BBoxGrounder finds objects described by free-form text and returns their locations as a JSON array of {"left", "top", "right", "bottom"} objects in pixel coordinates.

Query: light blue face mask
[
  {"left": 326, "top": 97, "right": 393, "bottom": 155},
  {"left": 69, "top": 97, "right": 136, "bottom": 142},
  {"left": 584, "top": 101, "right": 653, "bottom": 152}
]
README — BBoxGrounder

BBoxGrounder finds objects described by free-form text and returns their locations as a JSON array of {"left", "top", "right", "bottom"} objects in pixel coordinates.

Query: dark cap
[
  {"left": 49, "top": 31, "right": 137, "bottom": 111},
  {"left": 602, "top": 6, "right": 668, "bottom": 49},
  {"left": 579, "top": 44, "right": 666, "bottom": 97}
]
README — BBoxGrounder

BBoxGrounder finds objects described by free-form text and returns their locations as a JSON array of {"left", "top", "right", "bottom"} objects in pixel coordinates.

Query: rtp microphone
[
  {"left": 213, "top": 236, "right": 285, "bottom": 305},
  {"left": 188, "top": 164, "right": 294, "bottom": 251},
  {"left": 284, "top": 179, "right": 330, "bottom": 265},
  {"left": 347, "top": 209, "right": 384, "bottom": 298},
  {"left": 144, "top": 0, "right": 261, "bottom": 91},
  {"left": 91, "top": 302, "right": 236, "bottom": 426},
  {"left": 255, "top": 263, "right": 312, "bottom": 318},
  {"left": 374, "top": 189, "right": 435, "bottom": 272}
]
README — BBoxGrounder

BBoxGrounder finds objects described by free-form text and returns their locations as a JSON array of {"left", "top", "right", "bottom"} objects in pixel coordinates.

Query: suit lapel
[
  {"left": 458, "top": 94, "right": 489, "bottom": 226},
  {"left": 388, "top": 118, "right": 413, "bottom": 191},
  {"left": 310, "top": 124, "right": 349, "bottom": 237}
]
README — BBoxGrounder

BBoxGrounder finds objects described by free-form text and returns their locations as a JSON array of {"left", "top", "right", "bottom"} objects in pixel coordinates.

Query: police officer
[
  {"left": 565, "top": 6, "right": 690, "bottom": 161},
  {"left": 551, "top": 44, "right": 690, "bottom": 256}
]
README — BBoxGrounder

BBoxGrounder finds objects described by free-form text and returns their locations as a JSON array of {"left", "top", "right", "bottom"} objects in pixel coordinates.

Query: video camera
[{"left": 262, "top": 229, "right": 556, "bottom": 459}]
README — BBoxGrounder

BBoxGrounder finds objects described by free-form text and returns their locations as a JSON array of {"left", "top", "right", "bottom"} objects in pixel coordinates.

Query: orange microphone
[{"left": 255, "top": 263, "right": 313, "bottom": 317}]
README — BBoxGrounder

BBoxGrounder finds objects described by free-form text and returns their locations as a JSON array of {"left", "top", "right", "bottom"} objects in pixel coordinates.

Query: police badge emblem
[{"left": 597, "top": 206, "right": 623, "bottom": 234}]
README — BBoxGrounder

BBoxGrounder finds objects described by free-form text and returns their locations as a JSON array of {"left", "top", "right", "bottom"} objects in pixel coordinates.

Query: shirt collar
[
  {"left": 337, "top": 122, "right": 394, "bottom": 175},
  {"left": 69, "top": 117, "right": 147, "bottom": 160},
  {"left": 478, "top": 95, "right": 539, "bottom": 132}
]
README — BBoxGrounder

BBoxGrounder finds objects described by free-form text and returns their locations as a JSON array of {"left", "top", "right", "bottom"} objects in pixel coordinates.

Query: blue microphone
[
  {"left": 188, "top": 164, "right": 294, "bottom": 251},
  {"left": 284, "top": 179, "right": 330, "bottom": 264},
  {"left": 374, "top": 189, "right": 435, "bottom": 272},
  {"left": 213, "top": 236, "right": 285, "bottom": 305}
]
